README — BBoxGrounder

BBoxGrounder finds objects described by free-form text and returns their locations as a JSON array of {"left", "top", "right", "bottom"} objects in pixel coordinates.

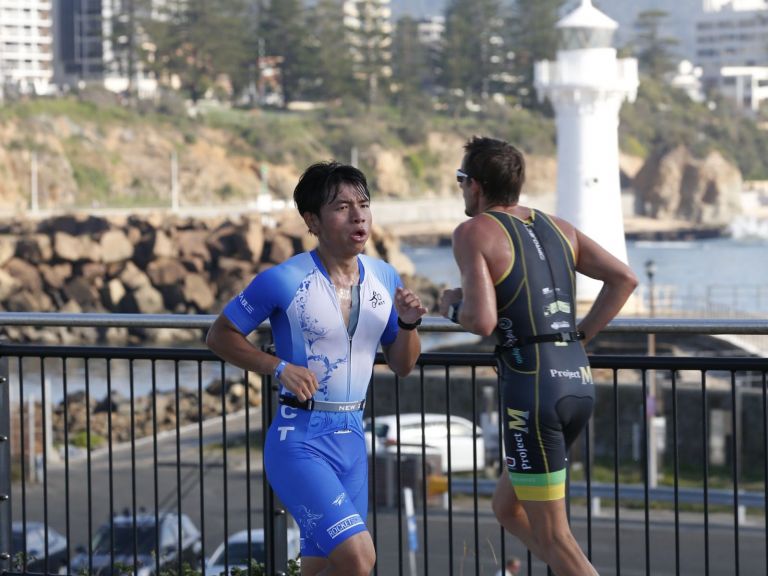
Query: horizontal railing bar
[
  {"left": 0, "top": 343, "right": 765, "bottom": 371},
  {"left": 452, "top": 479, "right": 766, "bottom": 508},
  {"left": 0, "top": 312, "right": 220, "bottom": 329},
  {"left": 589, "top": 356, "right": 768, "bottom": 371},
  {"left": 0, "top": 344, "right": 221, "bottom": 361},
  {"left": 2, "top": 312, "right": 768, "bottom": 334}
]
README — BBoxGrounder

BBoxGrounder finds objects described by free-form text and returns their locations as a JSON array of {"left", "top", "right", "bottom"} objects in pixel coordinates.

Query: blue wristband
[{"left": 274, "top": 360, "right": 287, "bottom": 382}]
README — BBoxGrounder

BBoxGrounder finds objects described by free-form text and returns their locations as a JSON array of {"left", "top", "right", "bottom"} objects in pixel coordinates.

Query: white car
[
  {"left": 205, "top": 528, "right": 300, "bottom": 576},
  {"left": 364, "top": 413, "right": 485, "bottom": 473}
]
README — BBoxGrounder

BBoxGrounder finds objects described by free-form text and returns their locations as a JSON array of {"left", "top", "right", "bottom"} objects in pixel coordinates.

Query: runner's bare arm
[
  {"left": 574, "top": 229, "right": 638, "bottom": 343},
  {"left": 447, "top": 219, "right": 498, "bottom": 336},
  {"left": 382, "top": 287, "right": 427, "bottom": 377}
]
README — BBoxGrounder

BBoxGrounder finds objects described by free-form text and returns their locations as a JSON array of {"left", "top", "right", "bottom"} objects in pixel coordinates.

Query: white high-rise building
[
  {"left": 0, "top": 0, "right": 55, "bottom": 98},
  {"left": 704, "top": 0, "right": 766, "bottom": 10},
  {"left": 695, "top": 2, "right": 768, "bottom": 92},
  {"left": 535, "top": 0, "right": 638, "bottom": 302}
]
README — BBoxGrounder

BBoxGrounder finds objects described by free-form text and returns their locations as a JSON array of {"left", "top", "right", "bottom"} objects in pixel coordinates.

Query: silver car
[{"left": 205, "top": 527, "right": 300, "bottom": 576}]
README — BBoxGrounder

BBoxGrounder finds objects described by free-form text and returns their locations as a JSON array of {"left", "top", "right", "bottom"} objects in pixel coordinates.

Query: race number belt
[
  {"left": 506, "top": 330, "right": 585, "bottom": 348},
  {"left": 278, "top": 395, "right": 366, "bottom": 412}
]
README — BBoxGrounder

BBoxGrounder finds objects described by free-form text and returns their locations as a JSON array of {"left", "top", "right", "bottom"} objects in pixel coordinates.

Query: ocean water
[{"left": 403, "top": 237, "right": 768, "bottom": 316}]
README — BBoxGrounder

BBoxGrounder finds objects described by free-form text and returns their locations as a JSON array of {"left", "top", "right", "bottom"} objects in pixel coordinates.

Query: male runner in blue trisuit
[
  {"left": 440, "top": 137, "right": 637, "bottom": 576},
  {"left": 207, "top": 161, "right": 426, "bottom": 576}
]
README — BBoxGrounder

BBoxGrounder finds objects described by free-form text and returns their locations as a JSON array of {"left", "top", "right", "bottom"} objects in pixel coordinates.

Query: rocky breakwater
[
  {"left": 49, "top": 377, "right": 262, "bottom": 449},
  {"left": 0, "top": 211, "right": 441, "bottom": 344}
]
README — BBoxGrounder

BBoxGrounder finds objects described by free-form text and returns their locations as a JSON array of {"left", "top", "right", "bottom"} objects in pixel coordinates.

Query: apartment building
[
  {"left": 695, "top": 1, "right": 768, "bottom": 110},
  {"left": 56, "top": 0, "right": 158, "bottom": 98},
  {"left": 56, "top": 0, "right": 104, "bottom": 83},
  {"left": 0, "top": 0, "right": 55, "bottom": 98}
]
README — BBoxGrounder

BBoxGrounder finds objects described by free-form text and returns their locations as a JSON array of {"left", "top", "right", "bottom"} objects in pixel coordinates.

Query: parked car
[
  {"left": 364, "top": 413, "right": 485, "bottom": 473},
  {"left": 205, "top": 527, "right": 301, "bottom": 575},
  {"left": 68, "top": 512, "right": 202, "bottom": 576},
  {"left": 11, "top": 521, "right": 68, "bottom": 573}
]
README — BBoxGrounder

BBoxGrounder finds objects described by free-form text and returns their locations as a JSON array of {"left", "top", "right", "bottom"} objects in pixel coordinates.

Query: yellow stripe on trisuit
[{"left": 508, "top": 469, "right": 567, "bottom": 501}]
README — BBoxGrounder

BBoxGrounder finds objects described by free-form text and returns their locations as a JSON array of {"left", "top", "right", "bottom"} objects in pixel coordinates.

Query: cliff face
[
  {"left": 0, "top": 111, "right": 558, "bottom": 212},
  {"left": 0, "top": 115, "right": 266, "bottom": 211}
]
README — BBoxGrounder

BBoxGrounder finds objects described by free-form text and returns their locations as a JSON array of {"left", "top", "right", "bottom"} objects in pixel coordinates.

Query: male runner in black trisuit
[{"left": 440, "top": 137, "right": 637, "bottom": 576}]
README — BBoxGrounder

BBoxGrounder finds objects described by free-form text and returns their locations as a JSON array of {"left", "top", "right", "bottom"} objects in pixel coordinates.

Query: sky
[{"left": 386, "top": 0, "right": 733, "bottom": 63}]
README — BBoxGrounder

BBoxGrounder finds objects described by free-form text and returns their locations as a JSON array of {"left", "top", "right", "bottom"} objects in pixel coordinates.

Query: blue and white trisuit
[{"left": 223, "top": 250, "right": 402, "bottom": 558}]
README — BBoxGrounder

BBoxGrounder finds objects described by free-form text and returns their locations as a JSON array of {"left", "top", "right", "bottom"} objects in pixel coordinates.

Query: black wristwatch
[{"left": 397, "top": 317, "right": 422, "bottom": 331}]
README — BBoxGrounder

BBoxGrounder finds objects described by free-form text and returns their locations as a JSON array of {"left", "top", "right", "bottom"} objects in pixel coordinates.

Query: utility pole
[
  {"left": 30, "top": 151, "right": 39, "bottom": 214},
  {"left": 171, "top": 150, "right": 180, "bottom": 212},
  {"left": 127, "top": 0, "right": 136, "bottom": 102},
  {"left": 645, "top": 259, "right": 658, "bottom": 488}
]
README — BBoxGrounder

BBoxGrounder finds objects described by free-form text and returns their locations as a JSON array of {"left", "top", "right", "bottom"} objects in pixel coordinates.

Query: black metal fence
[{"left": 0, "top": 315, "right": 766, "bottom": 576}]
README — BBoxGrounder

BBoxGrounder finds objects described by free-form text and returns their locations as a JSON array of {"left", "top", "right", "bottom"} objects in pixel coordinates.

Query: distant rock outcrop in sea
[{"left": 633, "top": 145, "right": 742, "bottom": 226}]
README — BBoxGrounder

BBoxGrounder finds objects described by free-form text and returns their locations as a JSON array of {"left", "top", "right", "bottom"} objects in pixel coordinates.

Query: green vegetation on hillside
[
  {"left": 2, "top": 76, "right": 768, "bottom": 211},
  {"left": 621, "top": 78, "right": 768, "bottom": 179}
]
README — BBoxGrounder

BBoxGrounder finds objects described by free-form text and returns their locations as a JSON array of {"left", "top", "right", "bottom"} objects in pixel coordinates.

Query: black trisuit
[{"left": 486, "top": 210, "right": 594, "bottom": 501}]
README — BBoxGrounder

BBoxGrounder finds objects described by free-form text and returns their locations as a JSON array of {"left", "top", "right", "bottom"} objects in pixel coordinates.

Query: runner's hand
[
  {"left": 278, "top": 363, "right": 319, "bottom": 402},
  {"left": 395, "top": 287, "right": 427, "bottom": 324},
  {"left": 439, "top": 287, "right": 463, "bottom": 318}
]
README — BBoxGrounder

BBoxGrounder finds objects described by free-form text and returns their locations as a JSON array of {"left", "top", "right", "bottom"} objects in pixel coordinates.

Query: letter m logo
[
  {"left": 507, "top": 408, "right": 529, "bottom": 433},
  {"left": 580, "top": 366, "right": 593, "bottom": 385}
]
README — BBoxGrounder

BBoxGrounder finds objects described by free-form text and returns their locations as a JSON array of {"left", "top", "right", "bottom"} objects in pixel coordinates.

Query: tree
[
  {"left": 441, "top": 0, "right": 503, "bottom": 101},
  {"left": 306, "top": 0, "right": 359, "bottom": 101},
  {"left": 108, "top": 0, "right": 153, "bottom": 102},
  {"left": 345, "top": 0, "right": 394, "bottom": 106},
  {"left": 261, "top": 0, "right": 314, "bottom": 105},
  {"left": 506, "top": 0, "right": 567, "bottom": 108},
  {"left": 145, "top": 0, "right": 253, "bottom": 103},
  {"left": 391, "top": 16, "right": 432, "bottom": 110},
  {"left": 633, "top": 10, "right": 679, "bottom": 80}
]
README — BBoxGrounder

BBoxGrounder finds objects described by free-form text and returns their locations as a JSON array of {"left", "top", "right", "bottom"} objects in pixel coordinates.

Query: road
[{"left": 10, "top": 411, "right": 767, "bottom": 575}]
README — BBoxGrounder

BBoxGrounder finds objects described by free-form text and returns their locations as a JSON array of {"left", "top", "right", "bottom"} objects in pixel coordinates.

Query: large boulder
[
  {"left": 5, "top": 257, "right": 43, "bottom": 292},
  {"left": 0, "top": 236, "right": 15, "bottom": 266},
  {"left": 39, "top": 263, "right": 72, "bottom": 290},
  {"left": 0, "top": 268, "right": 20, "bottom": 301},
  {"left": 16, "top": 234, "right": 52, "bottom": 263},
  {"left": 146, "top": 257, "right": 187, "bottom": 287},
  {"left": 54, "top": 232, "right": 102, "bottom": 262},
  {"left": 100, "top": 229, "right": 135, "bottom": 263}
]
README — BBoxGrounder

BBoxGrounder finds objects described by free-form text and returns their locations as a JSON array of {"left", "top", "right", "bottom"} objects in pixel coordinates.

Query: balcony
[{"left": 0, "top": 314, "right": 766, "bottom": 575}]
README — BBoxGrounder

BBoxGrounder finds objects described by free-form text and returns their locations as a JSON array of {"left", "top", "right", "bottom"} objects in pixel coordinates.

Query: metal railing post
[
  {"left": 261, "top": 366, "right": 289, "bottom": 576},
  {"left": 0, "top": 354, "right": 12, "bottom": 572}
]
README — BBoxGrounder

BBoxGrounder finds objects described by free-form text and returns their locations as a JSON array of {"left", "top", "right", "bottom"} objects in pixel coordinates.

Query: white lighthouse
[{"left": 534, "top": 0, "right": 638, "bottom": 302}]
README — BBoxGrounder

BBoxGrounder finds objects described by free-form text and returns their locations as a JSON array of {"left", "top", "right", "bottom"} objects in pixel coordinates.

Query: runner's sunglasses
[{"left": 456, "top": 169, "right": 472, "bottom": 184}]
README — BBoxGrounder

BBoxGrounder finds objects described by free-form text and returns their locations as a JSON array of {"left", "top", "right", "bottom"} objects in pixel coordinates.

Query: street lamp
[
  {"left": 644, "top": 259, "right": 656, "bottom": 317},
  {"left": 644, "top": 259, "right": 658, "bottom": 487}
]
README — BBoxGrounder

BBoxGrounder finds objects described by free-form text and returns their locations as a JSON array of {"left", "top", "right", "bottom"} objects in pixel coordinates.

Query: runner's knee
[
  {"left": 328, "top": 534, "right": 376, "bottom": 575},
  {"left": 331, "top": 548, "right": 375, "bottom": 575},
  {"left": 492, "top": 492, "right": 528, "bottom": 533}
]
